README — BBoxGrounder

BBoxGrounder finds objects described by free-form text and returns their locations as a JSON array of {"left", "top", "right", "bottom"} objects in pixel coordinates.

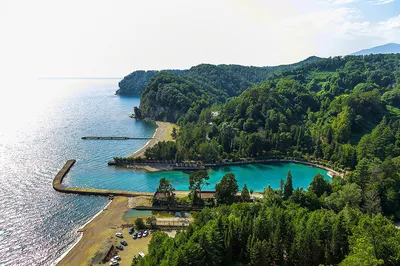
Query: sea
[{"left": 0, "top": 79, "right": 329, "bottom": 265}]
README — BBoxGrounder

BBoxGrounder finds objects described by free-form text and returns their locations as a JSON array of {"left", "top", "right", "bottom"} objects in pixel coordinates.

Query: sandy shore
[
  {"left": 128, "top": 121, "right": 177, "bottom": 158},
  {"left": 57, "top": 197, "right": 151, "bottom": 266},
  {"left": 57, "top": 122, "right": 178, "bottom": 265}
]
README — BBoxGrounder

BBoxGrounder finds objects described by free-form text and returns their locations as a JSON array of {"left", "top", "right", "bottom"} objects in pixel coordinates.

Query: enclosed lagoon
[{"left": 66, "top": 161, "right": 330, "bottom": 193}]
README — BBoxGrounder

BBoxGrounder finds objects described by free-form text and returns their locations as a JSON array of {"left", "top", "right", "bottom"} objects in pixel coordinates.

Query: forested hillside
[
  {"left": 117, "top": 56, "right": 322, "bottom": 98},
  {"left": 126, "top": 54, "right": 400, "bottom": 265},
  {"left": 143, "top": 54, "right": 400, "bottom": 165},
  {"left": 139, "top": 54, "right": 400, "bottom": 221},
  {"left": 116, "top": 69, "right": 185, "bottom": 96},
  {"left": 138, "top": 200, "right": 400, "bottom": 265}
]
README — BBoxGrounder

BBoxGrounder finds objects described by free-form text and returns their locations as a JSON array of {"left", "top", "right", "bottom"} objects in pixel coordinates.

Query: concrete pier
[
  {"left": 52, "top": 160, "right": 153, "bottom": 197},
  {"left": 81, "top": 136, "right": 153, "bottom": 140}
]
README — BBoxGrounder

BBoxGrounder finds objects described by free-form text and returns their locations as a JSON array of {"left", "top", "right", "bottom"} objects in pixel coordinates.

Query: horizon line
[{"left": 38, "top": 77, "right": 123, "bottom": 80}]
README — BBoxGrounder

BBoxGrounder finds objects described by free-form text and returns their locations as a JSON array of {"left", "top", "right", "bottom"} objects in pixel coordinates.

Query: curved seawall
[{"left": 53, "top": 160, "right": 153, "bottom": 197}]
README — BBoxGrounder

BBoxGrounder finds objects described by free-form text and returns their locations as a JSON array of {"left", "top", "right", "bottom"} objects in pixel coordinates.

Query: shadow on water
[
  {"left": 238, "top": 164, "right": 253, "bottom": 170},
  {"left": 181, "top": 170, "right": 196, "bottom": 175},
  {"left": 251, "top": 164, "right": 275, "bottom": 171},
  {"left": 214, "top": 166, "right": 233, "bottom": 172}
]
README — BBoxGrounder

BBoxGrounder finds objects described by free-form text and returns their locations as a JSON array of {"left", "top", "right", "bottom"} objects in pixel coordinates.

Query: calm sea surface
[{"left": 0, "top": 79, "right": 328, "bottom": 265}]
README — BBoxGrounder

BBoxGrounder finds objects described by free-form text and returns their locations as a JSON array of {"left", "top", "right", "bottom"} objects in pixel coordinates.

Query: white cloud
[
  {"left": 327, "top": 0, "right": 360, "bottom": 5},
  {"left": 368, "top": 0, "right": 395, "bottom": 4},
  {"left": 327, "top": 0, "right": 395, "bottom": 4}
]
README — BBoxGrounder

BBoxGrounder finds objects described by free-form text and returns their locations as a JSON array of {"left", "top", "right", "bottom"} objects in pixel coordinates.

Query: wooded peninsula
[{"left": 118, "top": 54, "right": 400, "bottom": 265}]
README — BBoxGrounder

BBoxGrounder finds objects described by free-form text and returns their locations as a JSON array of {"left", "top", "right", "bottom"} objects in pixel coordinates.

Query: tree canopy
[
  {"left": 127, "top": 54, "right": 400, "bottom": 265},
  {"left": 189, "top": 170, "right": 210, "bottom": 205},
  {"left": 215, "top": 173, "right": 239, "bottom": 205},
  {"left": 132, "top": 54, "right": 400, "bottom": 220},
  {"left": 136, "top": 198, "right": 400, "bottom": 266}
]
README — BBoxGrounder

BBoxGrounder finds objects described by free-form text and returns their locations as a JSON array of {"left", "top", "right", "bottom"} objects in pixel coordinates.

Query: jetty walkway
[
  {"left": 52, "top": 160, "right": 153, "bottom": 197},
  {"left": 82, "top": 136, "right": 153, "bottom": 140}
]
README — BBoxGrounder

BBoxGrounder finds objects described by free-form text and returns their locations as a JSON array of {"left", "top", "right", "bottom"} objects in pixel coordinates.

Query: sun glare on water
[{"left": 0, "top": 78, "right": 85, "bottom": 144}]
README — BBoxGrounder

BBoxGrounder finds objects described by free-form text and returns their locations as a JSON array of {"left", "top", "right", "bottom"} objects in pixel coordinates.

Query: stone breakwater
[{"left": 52, "top": 160, "right": 153, "bottom": 197}]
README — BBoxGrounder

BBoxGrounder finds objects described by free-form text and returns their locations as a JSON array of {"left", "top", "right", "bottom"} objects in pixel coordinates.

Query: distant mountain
[{"left": 352, "top": 43, "right": 400, "bottom": 56}]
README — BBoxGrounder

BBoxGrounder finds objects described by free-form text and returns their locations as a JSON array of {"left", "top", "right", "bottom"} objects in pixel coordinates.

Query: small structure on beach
[
  {"left": 199, "top": 191, "right": 216, "bottom": 199},
  {"left": 91, "top": 240, "right": 113, "bottom": 264}
]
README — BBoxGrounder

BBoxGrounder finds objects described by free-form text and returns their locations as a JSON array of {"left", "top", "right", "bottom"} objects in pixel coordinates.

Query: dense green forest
[
  {"left": 139, "top": 54, "right": 400, "bottom": 216},
  {"left": 126, "top": 54, "right": 400, "bottom": 265},
  {"left": 117, "top": 69, "right": 185, "bottom": 96},
  {"left": 118, "top": 56, "right": 321, "bottom": 99},
  {"left": 133, "top": 170, "right": 400, "bottom": 265},
  {"left": 137, "top": 202, "right": 400, "bottom": 265},
  {"left": 135, "top": 57, "right": 322, "bottom": 120}
]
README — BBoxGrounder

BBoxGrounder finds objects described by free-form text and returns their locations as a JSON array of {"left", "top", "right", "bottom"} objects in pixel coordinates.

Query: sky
[{"left": 0, "top": 0, "right": 399, "bottom": 78}]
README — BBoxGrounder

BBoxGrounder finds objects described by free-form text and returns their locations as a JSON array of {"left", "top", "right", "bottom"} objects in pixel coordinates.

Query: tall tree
[
  {"left": 309, "top": 173, "right": 332, "bottom": 197},
  {"left": 324, "top": 183, "right": 362, "bottom": 212},
  {"left": 241, "top": 183, "right": 250, "bottom": 202},
  {"left": 284, "top": 170, "right": 294, "bottom": 199},
  {"left": 146, "top": 215, "right": 157, "bottom": 228},
  {"left": 171, "top": 127, "right": 177, "bottom": 140},
  {"left": 279, "top": 178, "right": 284, "bottom": 197},
  {"left": 215, "top": 173, "right": 239, "bottom": 205},
  {"left": 156, "top": 177, "right": 175, "bottom": 206},
  {"left": 363, "top": 189, "right": 382, "bottom": 215},
  {"left": 189, "top": 170, "right": 210, "bottom": 205}
]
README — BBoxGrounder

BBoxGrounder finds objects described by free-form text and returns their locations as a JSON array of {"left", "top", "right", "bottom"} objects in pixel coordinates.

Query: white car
[
  {"left": 115, "top": 232, "right": 123, "bottom": 238},
  {"left": 113, "top": 255, "right": 121, "bottom": 261},
  {"left": 110, "top": 260, "right": 119, "bottom": 266},
  {"left": 139, "top": 252, "right": 145, "bottom": 258}
]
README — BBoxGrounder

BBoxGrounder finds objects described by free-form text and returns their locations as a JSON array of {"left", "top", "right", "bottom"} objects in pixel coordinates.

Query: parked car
[
  {"left": 112, "top": 255, "right": 121, "bottom": 261},
  {"left": 115, "top": 232, "right": 123, "bottom": 238},
  {"left": 143, "top": 231, "right": 148, "bottom": 237},
  {"left": 109, "top": 260, "right": 119, "bottom": 266},
  {"left": 129, "top": 227, "right": 134, "bottom": 234},
  {"left": 120, "top": 240, "right": 128, "bottom": 246},
  {"left": 116, "top": 245, "right": 124, "bottom": 250},
  {"left": 133, "top": 232, "right": 137, "bottom": 239}
]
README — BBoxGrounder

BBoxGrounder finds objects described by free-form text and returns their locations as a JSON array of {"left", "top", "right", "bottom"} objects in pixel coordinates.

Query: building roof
[{"left": 199, "top": 191, "right": 215, "bottom": 199}]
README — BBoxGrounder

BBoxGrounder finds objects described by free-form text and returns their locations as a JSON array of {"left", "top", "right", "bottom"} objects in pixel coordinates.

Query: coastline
[
  {"left": 53, "top": 199, "right": 112, "bottom": 266},
  {"left": 55, "top": 120, "right": 343, "bottom": 265},
  {"left": 78, "top": 199, "right": 113, "bottom": 231},
  {"left": 56, "top": 197, "right": 146, "bottom": 266},
  {"left": 55, "top": 122, "right": 176, "bottom": 266},
  {"left": 127, "top": 121, "right": 177, "bottom": 158}
]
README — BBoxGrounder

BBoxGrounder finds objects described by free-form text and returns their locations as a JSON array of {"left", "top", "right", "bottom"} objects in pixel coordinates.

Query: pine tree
[
  {"left": 309, "top": 173, "right": 332, "bottom": 197},
  {"left": 241, "top": 183, "right": 251, "bottom": 202},
  {"left": 171, "top": 127, "right": 177, "bottom": 139},
  {"left": 284, "top": 170, "right": 294, "bottom": 199},
  {"left": 279, "top": 178, "right": 284, "bottom": 197}
]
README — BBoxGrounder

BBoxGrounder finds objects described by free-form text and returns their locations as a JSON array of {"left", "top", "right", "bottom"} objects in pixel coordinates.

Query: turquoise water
[
  {"left": 67, "top": 162, "right": 329, "bottom": 192},
  {"left": 0, "top": 79, "right": 328, "bottom": 266},
  {"left": 0, "top": 79, "right": 155, "bottom": 265}
]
